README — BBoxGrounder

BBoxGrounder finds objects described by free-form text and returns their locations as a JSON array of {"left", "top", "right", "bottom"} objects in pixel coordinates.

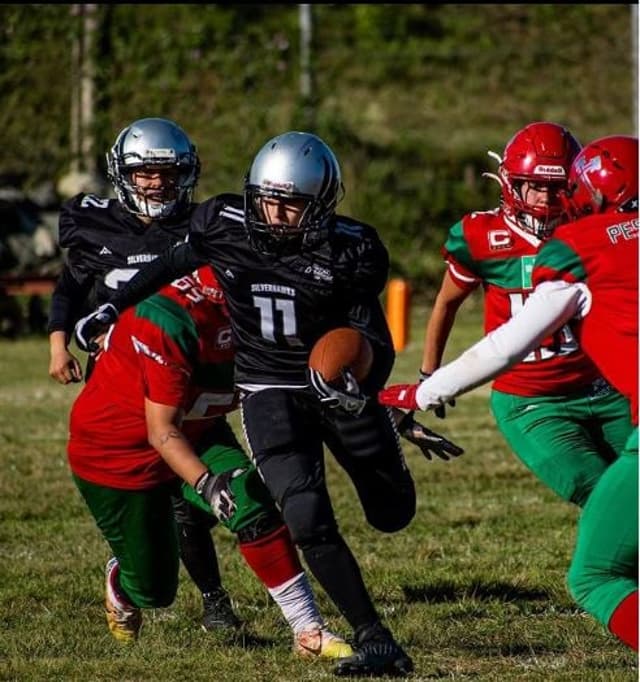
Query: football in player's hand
[{"left": 309, "top": 327, "right": 373, "bottom": 384}]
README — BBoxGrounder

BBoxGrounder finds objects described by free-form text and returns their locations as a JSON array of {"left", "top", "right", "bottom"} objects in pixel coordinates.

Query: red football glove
[{"left": 377, "top": 383, "right": 419, "bottom": 410}]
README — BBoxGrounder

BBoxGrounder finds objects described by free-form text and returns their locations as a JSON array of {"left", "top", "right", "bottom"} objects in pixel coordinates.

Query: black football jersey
[
  {"left": 111, "top": 193, "right": 394, "bottom": 388},
  {"left": 48, "top": 193, "right": 192, "bottom": 334}
]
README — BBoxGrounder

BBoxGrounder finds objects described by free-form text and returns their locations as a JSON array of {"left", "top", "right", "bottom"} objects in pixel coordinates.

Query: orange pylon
[{"left": 386, "top": 278, "right": 411, "bottom": 351}]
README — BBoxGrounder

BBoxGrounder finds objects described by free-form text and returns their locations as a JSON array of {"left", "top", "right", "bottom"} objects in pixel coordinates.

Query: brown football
[{"left": 308, "top": 327, "right": 374, "bottom": 384}]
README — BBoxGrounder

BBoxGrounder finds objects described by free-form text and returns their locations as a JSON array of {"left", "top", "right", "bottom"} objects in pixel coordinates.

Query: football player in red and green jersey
[
  {"left": 379, "top": 135, "right": 639, "bottom": 649},
  {"left": 419, "top": 122, "right": 633, "bottom": 508},
  {"left": 68, "top": 266, "right": 352, "bottom": 657}
]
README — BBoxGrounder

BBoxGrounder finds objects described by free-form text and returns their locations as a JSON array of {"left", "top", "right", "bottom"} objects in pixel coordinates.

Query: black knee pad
[
  {"left": 280, "top": 488, "right": 337, "bottom": 547},
  {"left": 296, "top": 529, "right": 344, "bottom": 555},
  {"left": 364, "top": 496, "right": 416, "bottom": 533}
]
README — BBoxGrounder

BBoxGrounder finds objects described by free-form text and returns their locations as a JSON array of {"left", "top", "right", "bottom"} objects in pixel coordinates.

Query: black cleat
[
  {"left": 201, "top": 588, "right": 242, "bottom": 631},
  {"left": 333, "top": 622, "right": 413, "bottom": 677}
]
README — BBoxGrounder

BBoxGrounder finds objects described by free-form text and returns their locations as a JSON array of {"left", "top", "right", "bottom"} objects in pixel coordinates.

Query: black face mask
[{"left": 245, "top": 222, "right": 329, "bottom": 259}]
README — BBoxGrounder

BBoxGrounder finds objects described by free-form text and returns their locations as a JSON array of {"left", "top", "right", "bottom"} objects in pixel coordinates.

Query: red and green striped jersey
[
  {"left": 443, "top": 209, "right": 599, "bottom": 396},
  {"left": 68, "top": 274, "right": 236, "bottom": 489},
  {"left": 533, "top": 212, "right": 639, "bottom": 421}
]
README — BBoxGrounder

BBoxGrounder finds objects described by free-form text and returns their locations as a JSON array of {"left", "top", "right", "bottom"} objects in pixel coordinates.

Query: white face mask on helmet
[
  {"left": 106, "top": 117, "right": 200, "bottom": 220},
  {"left": 518, "top": 210, "right": 559, "bottom": 239},
  {"left": 129, "top": 188, "right": 178, "bottom": 219}
]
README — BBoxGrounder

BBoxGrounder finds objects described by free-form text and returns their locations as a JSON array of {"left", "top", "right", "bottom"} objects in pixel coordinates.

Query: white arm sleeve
[{"left": 416, "top": 280, "right": 591, "bottom": 410}]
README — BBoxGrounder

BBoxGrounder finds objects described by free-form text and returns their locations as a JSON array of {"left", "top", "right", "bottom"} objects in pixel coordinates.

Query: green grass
[{"left": 0, "top": 298, "right": 637, "bottom": 681}]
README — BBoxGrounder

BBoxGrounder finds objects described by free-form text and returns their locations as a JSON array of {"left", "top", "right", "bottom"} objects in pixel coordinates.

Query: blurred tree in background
[{"left": 0, "top": 4, "right": 634, "bottom": 294}]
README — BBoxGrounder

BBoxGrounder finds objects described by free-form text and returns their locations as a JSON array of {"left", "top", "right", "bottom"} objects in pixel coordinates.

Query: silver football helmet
[
  {"left": 106, "top": 117, "right": 200, "bottom": 219},
  {"left": 244, "top": 131, "right": 344, "bottom": 254}
]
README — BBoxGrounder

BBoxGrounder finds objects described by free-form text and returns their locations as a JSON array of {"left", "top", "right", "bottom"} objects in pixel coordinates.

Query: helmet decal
[{"left": 566, "top": 135, "right": 638, "bottom": 217}]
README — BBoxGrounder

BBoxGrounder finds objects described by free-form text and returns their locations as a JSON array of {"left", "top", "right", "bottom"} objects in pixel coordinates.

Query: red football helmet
[
  {"left": 491, "top": 122, "right": 582, "bottom": 239},
  {"left": 193, "top": 266, "right": 225, "bottom": 305},
  {"left": 565, "top": 135, "right": 639, "bottom": 217}
]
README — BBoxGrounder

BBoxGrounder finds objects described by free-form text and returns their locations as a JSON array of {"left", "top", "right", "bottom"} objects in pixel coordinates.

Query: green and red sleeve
[
  {"left": 533, "top": 238, "right": 586, "bottom": 287},
  {"left": 131, "top": 293, "right": 200, "bottom": 407}
]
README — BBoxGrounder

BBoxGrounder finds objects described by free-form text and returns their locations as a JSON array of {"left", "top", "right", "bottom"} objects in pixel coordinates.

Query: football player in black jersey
[
  {"left": 75, "top": 131, "right": 418, "bottom": 677},
  {"left": 48, "top": 118, "right": 242, "bottom": 633}
]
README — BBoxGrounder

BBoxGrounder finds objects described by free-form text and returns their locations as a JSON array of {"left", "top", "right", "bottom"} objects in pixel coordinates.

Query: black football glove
[
  {"left": 309, "top": 367, "right": 368, "bottom": 417},
  {"left": 74, "top": 303, "right": 119, "bottom": 353},
  {"left": 194, "top": 468, "right": 246, "bottom": 522},
  {"left": 395, "top": 410, "right": 464, "bottom": 461},
  {"left": 420, "top": 370, "right": 456, "bottom": 419}
]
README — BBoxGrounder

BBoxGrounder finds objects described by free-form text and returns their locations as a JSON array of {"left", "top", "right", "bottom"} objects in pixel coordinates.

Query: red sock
[
  {"left": 239, "top": 524, "right": 302, "bottom": 589},
  {"left": 608, "top": 591, "right": 638, "bottom": 651}
]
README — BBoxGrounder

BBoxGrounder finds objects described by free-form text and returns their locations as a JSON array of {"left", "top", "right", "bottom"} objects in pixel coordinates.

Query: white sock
[
  {"left": 107, "top": 561, "right": 135, "bottom": 610},
  {"left": 268, "top": 571, "right": 324, "bottom": 634}
]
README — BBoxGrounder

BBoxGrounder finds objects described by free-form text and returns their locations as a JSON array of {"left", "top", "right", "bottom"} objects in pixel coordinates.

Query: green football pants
[
  {"left": 567, "top": 428, "right": 638, "bottom": 628},
  {"left": 73, "top": 474, "right": 180, "bottom": 608},
  {"left": 73, "top": 420, "right": 277, "bottom": 607},
  {"left": 181, "top": 438, "right": 276, "bottom": 533},
  {"left": 491, "top": 382, "right": 633, "bottom": 507}
]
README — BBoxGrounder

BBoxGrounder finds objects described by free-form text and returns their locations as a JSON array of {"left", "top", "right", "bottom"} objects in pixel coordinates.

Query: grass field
[{"left": 0, "top": 297, "right": 636, "bottom": 681}]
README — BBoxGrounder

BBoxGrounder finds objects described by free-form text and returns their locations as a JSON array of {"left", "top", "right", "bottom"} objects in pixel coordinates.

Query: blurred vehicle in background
[{"left": 0, "top": 182, "right": 63, "bottom": 337}]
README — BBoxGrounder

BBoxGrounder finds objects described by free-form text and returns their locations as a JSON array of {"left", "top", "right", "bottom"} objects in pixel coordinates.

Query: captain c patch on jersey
[{"left": 488, "top": 229, "right": 514, "bottom": 250}]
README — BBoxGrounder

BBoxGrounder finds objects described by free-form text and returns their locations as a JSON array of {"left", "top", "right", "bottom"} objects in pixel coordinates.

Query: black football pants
[{"left": 240, "top": 387, "right": 416, "bottom": 631}]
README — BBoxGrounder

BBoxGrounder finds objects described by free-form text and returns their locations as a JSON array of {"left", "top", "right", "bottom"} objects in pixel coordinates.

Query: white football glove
[
  {"left": 74, "top": 303, "right": 119, "bottom": 352},
  {"left": 309, "top": 367, "right": 368, "bottom": 416},
  {"left": 194, "top": 468, "right": 246, "bottom": 522}
]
